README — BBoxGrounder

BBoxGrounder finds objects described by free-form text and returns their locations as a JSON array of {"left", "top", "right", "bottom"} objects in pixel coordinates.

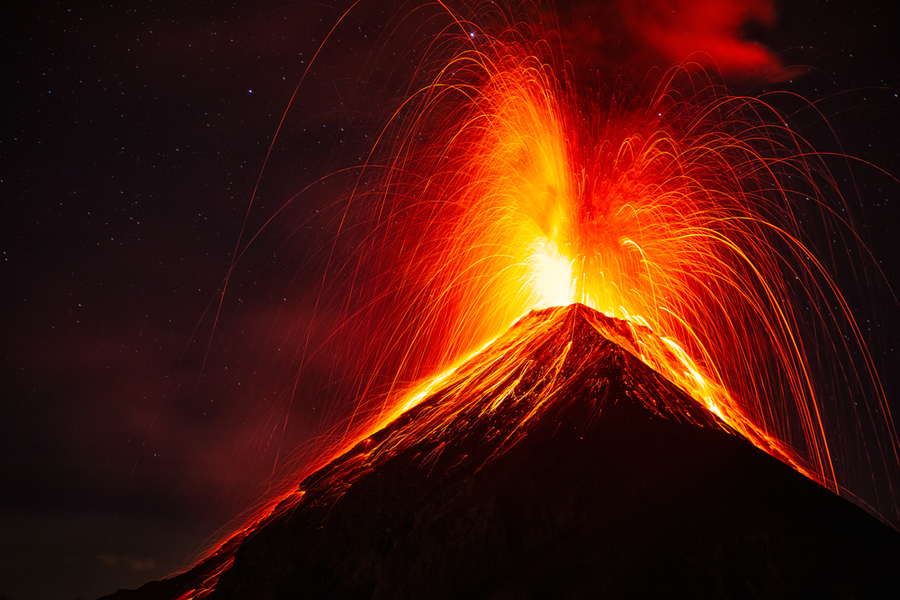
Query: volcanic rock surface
[{"left": 102, "top": 304, "right": 900, "bottom": 599}]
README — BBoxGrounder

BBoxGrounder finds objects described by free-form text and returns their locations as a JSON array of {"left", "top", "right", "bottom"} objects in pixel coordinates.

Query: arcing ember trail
[
  {"left": 104, "top": 3, "right": 900, "bottom": 598},
  {"left": 320, "top": 8, "right": 897, "bottom": 521}
]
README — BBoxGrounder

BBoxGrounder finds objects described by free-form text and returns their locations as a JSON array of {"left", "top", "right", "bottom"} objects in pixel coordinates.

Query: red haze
[{"left": 620, "top": 0, "right": 791, "bottom": 79}]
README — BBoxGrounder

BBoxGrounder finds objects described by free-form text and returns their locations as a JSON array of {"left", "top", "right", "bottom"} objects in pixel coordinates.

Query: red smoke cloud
[{"left": 620, "top": 0, "right": 790, "bottom": 79}]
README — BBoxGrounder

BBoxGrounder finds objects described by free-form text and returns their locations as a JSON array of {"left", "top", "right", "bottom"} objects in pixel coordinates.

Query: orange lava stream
[
  {"left": 331, "top": 13, "right": 897, "bottom": 509},
  {"left": 178, "top": 7, "right": 899, "bottom": 597},
  {"left": 351, "top": 32, "right": 835, "bottom": 479}
]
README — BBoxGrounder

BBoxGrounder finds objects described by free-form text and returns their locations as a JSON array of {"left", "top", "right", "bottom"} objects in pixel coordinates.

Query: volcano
[{"left": 103, "top": 304, "right": 900, "bottom": 599}]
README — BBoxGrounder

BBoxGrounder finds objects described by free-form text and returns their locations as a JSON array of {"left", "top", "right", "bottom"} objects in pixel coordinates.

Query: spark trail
[
  {"left": 324, "top": 9, "right": 898, "bottom": 509},
  {"left": 176, "top": 3, "right": 900, "bottom": 597}
]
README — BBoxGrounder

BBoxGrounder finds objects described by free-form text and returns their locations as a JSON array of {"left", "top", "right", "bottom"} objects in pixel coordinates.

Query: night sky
[{"left": 3, "top": 2, "right": 900, "bottom": 599}]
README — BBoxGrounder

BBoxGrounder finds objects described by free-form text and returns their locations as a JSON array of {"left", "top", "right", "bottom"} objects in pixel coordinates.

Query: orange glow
[
  {"left": 343, "top": 35, "right": 828, "bottom": 475},
  {"left": 177, "top": 4, "right": 899, "bottom": 597},
  {"left": 323, "top": 9, "right": 897, "bottom": 518}
]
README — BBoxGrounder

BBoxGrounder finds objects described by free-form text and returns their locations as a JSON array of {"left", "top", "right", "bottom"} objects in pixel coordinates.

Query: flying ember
[
  {"left": 329, "top": 17, "right": 898, "bottom": 506},
  {"left": 188, "top": 2, "right": 900, "bottom": 593}
]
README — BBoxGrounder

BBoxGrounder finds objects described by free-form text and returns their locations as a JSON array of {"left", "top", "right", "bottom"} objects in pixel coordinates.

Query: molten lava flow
[
  {"left": 326, "top": 11, "right": 897, "bottom": 522},
  {"left": 340, "top": 35, "right": 834, "bottom": 481},
  {"left": 173, "top": 5, "right": 899, "bottom": 598}
]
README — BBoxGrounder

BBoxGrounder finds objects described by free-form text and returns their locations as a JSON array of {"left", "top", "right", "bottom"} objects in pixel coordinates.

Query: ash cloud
[{"left": 563, "top": 0, "right": 797, "bottom": 81}]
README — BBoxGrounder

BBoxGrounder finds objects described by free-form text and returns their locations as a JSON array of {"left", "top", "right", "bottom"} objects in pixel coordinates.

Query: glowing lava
[
  {"left": 178, "top": 5, "right": 899, "bottom": 596},
  {"left": 317, "top": 8, "right": 899, "bottom": 528}
]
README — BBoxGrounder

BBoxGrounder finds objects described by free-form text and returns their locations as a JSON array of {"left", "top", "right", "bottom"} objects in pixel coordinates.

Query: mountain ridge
[{"left": 101, "top": 303, "right": 900, "bottom": 599}]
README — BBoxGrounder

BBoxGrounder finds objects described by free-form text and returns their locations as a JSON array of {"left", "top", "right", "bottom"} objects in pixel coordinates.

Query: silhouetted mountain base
[{"left": 102, "top": 304, "right": 900, "bottom": 599}]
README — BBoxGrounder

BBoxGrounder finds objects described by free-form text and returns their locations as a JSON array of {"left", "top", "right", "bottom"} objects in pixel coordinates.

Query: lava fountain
[
  {"left": 318, "top": 7, "right": 899, "bottom": 514},
  {"left": 184, "top": 2, "right": 900, "bottom": 594}
]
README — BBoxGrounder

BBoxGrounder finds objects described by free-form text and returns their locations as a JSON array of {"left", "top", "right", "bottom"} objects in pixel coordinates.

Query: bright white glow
[{"left": 527, "top": 239, "right": 576, "bottom": 308}]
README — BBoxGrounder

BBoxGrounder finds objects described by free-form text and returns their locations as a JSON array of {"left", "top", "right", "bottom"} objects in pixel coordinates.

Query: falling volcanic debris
[
  {"left": 97, "top": 0, "right": 900, "bottom": 597},
  {"left": 103, "top": 304, "right": 899, "bottom": 598}
]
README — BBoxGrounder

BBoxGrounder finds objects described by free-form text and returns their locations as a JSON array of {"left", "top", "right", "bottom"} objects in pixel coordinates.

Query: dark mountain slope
[{"left": 103, "top": 304, "right": 900, "bottom": 599}]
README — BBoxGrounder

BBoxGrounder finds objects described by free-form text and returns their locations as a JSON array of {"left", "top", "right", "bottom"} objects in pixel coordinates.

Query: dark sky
[{"left": 3, "top": 1, "right": 900, "bottom": 599}]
